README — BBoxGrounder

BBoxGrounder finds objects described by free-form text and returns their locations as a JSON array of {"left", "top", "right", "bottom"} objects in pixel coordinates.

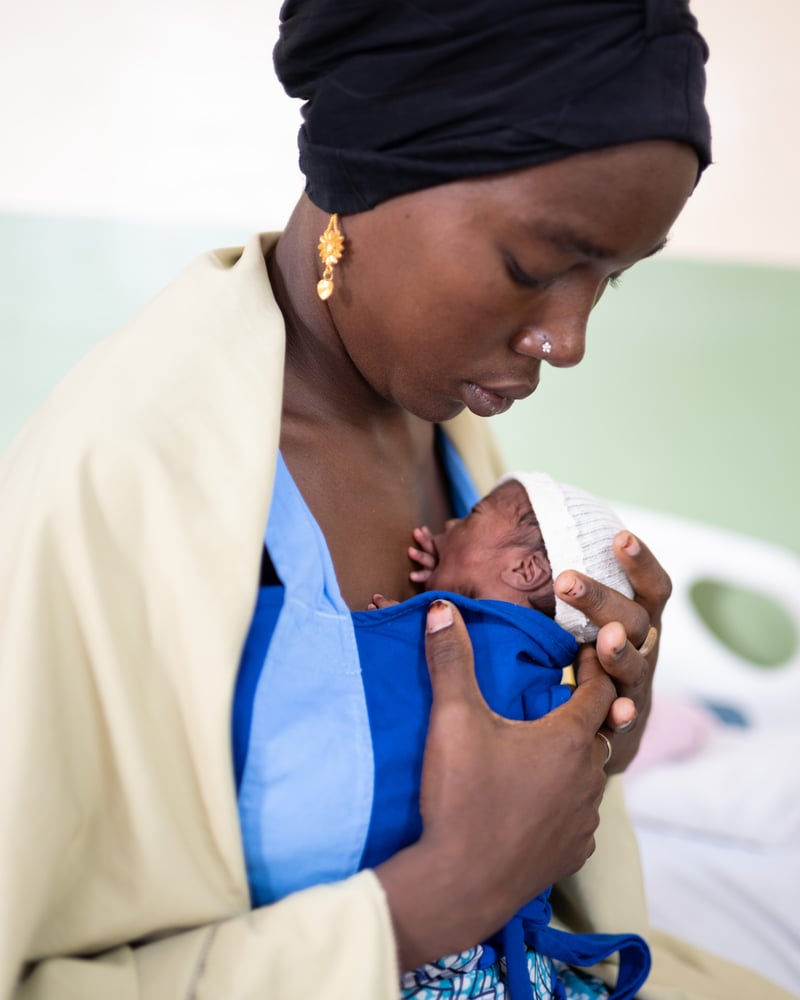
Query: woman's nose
[
  {"left": 510, "top": 279, "right": 596, "bottom": 367},
  {"left": 511, "top": 321, "right": 587, "bottom": 368}
]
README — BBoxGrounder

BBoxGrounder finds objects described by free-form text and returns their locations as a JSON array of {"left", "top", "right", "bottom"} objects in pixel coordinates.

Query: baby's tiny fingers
[
  {"left": 409, "top": 546, "right": 437, "bottom": 569},
  {"left": 369, "top": 593, "right": 400, "bottom": 610},
  {"left": 412, "top": 525, "right": 437, "bottom": 554}
]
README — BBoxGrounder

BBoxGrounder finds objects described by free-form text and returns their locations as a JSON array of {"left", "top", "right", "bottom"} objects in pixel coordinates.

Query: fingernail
[
  {"left": 614, "top": 718, "right": 636, "bottom": 734},
  {"left": 559, "top": 574, "right": 585, "bottom": 598},
  {"left": 622, "top": 533, "right": 640, "bottom": 556},
  {"left": 427, "top": 599, "right": 454, "bottom": 633}
]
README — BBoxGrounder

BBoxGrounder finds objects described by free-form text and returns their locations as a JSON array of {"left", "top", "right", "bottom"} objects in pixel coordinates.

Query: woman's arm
[{"left": 12, "top": 875, "right": 397, "bottom": 1000}]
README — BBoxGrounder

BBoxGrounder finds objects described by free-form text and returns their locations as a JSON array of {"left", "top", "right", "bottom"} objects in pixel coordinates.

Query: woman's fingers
[
  {"left": 423, "top": 599, "right": 484, "bottom": 707},
  {"left": 612, "top": 531, "right": 672, "bottom": 624},
  {"left": 554, "top": 531, "right": 671, "bottom": 644},
  {"left": 424, "top": 599, "right": 612, "bottom": 735},
  {"left": 561, "top": 527, "right": 670, "bottom": 772},
  {"left": 422, "top": 597, "right": 613, "bottom": 839},
  {"left": 572, "top": 642, "right": 642, "bottom": 771},
  {"left": 554, "top": 569, "right": 651, "bottom": 648},
  {"left": 568, "top": 642, "right": 627, "bottom": 738},
  {"left": 573, "top": 624, "right": 655, "bottom": 772},
  {"left": 594, "top": 620, "right": 649, "bottom": 689},
  {"left": 555, "top": 646, "right": 617, "bottom": 733},
  {"left": 606, "top": 696, "right": 637, "bottom": 731}
]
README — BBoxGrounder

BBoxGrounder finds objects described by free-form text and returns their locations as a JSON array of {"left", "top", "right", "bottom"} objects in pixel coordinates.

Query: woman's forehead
[{"left": 452, "top": 141, "right": 699, "bottom": 266}]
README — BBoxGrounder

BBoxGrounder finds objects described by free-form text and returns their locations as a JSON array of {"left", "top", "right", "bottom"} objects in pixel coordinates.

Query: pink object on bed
[{"left": 626, "top": 694, "right": 719, "bottom": 777}]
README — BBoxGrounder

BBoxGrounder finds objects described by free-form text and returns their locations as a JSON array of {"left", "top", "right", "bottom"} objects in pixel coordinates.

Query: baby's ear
[{"left": 501, "top": 549, "right": 551, "bottom": 592}]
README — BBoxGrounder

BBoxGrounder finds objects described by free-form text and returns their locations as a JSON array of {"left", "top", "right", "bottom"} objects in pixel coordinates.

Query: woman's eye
[
  {"left": 609, "top": 271, "right": 624, "bottom": 289},
  {"left": 504, "top": 254, "right": 550, "bottom": 290}
]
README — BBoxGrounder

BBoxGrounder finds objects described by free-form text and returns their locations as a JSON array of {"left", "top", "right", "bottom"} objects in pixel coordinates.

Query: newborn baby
[
  {"left": 374, "top": 471, "right": 634, "bottom": 644},
  {"left": 358, "top": 472, "right": 650, "bottom": 996}
]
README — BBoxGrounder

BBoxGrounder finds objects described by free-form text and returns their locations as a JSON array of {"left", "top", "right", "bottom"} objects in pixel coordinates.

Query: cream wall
[{"left": 0, "top": 0, "right": 798, "bottom": 267}]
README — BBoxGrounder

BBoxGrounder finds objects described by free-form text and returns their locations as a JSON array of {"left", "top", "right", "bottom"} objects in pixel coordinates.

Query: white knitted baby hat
[{"left": 500, "top": 471, "right": 634, "bottom": 643}]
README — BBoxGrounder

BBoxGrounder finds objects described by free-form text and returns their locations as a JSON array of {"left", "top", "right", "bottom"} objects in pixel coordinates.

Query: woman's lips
[{"left": 461, "top": 381, "right": 536, "bottom": 418}]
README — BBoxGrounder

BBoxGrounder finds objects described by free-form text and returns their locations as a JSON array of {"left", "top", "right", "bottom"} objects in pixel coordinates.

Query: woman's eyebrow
[{"left": 529, "top": 220, "right": 669, "bottom": 261}]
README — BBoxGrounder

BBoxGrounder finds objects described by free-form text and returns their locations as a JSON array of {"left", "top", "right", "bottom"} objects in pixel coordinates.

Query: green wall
[{"left": 493, "top": 257, "right": 800, "bottom": 553}]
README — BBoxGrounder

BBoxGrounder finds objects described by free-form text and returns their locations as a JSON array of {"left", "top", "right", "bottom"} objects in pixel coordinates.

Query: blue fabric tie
[{"left": 502, "top": 896, "right": 651, "bottom": 1000}]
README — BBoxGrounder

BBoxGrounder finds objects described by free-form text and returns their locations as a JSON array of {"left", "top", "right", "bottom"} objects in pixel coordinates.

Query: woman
[{"left": 0, "top": 1, "right": 792, "bottom": 997}]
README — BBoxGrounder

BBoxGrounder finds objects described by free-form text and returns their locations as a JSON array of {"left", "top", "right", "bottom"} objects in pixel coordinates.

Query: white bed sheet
[
  {"left": 611, "top": 504, "right": 800, "bottom": 997},
  {"left": 634, "top": 821, "right": 800, "bottom": 995}
]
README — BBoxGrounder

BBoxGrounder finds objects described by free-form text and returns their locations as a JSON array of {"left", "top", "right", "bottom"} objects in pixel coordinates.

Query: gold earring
[{"left": 316, "top": 213, "right": 345, "bottom": 301}]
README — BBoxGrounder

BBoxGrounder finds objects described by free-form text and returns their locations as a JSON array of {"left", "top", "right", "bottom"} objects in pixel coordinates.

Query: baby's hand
[
  {"left": 368, "top": 593, "right": 401, "bottom": 610},
  {"left": 409, "top": 525, "right": 439, "bottom": 583}
]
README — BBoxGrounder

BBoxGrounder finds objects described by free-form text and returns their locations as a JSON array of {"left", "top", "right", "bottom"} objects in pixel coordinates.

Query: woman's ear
[{"left": 501, "top": 549, "right": 552, "bottom": 593}]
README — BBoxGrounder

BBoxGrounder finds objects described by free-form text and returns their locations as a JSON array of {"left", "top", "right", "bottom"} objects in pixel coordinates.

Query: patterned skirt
[{"left": 401, "top": 945, "right": 611, "bottom": 1000}]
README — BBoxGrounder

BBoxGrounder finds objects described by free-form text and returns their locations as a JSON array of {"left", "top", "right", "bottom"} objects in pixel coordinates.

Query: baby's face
[{"left": 424, "top": 480, "right": 540, "bottom": 599}]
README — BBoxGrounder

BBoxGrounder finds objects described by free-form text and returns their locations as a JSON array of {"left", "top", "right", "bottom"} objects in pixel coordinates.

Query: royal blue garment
[
  {"left": 233, "top": 437, "right": 651, "bottom": 999},
  {"left": 354, "top": 591, "right": 576, "bottom": 868}
]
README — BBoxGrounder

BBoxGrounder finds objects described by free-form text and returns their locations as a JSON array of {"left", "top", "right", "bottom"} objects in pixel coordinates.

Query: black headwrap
[{"left": 274, "top": 0, "right": 711, "bottom": 214}]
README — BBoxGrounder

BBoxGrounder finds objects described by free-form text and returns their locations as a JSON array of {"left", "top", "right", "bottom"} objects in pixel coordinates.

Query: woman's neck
[
  {"left": 267, "top": 198, "right": 453, "bottom": 609},
  {"left": 269, "top": 197, "right": 399, "bottom": 429}
]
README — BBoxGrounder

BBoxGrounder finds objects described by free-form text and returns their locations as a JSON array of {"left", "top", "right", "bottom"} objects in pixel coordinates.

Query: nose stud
[{"left": 512, "top": 329, "right": 556, "bottom": 359}]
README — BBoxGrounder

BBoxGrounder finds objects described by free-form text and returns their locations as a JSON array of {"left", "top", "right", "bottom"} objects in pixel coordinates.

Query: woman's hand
[
  {"left": 554, "top": 530, "right": 671, "bottom": 774},
  {"left": 376, "top": 598, "right": 616, "bottom": 972}
]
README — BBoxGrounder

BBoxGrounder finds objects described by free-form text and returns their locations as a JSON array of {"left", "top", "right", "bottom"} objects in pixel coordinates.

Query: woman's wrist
[{"left": 375, "top": 841, "right": 499, "bottom": 972}]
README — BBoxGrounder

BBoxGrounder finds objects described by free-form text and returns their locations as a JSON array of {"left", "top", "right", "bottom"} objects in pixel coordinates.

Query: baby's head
[
  {"left": 423, "top": 472, "right": 633, "bottom": 642},
  {"left": 422, "top": 478, "right": 557, "bottom": 616}
]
